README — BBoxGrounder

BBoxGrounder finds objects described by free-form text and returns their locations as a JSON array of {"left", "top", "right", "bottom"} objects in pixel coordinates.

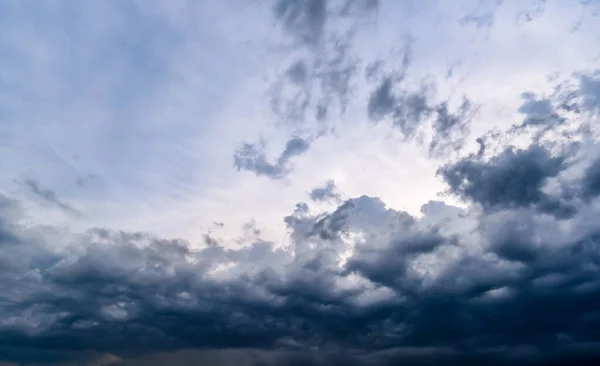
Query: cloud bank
[
  {"left": 2, "top": 68, "right": 600, "bottom": 363},
  {"left": 2, "top": 0, "right": 600, "bottom": 365}
]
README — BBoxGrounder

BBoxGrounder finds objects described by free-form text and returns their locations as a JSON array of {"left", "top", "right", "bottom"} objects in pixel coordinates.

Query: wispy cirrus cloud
[{"left": 21, "top": 179, "right": 82, "bottom": 217}]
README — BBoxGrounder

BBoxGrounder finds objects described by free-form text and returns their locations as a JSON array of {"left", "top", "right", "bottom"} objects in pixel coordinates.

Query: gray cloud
[
  {"left": 429, "top": 97, "right": 478, "bottom": 156},
  {"left": 5, "top": 72, "right": 600, "bottom": 361},
  {"left": 254, "top": 0, "right": 379, "bottom": 174},
  {"left": 367, "top": 78, "right": 435, "bottom": 139},
  {"left": 366, "top": 60, "right": 478, "bottom": 156},
  {"left": 518, "top": 92, "right": 565, "bottom": 127},
  {"left": 525, "top": 71, "right": 600, "bottom": 123},
  {"left": 273, "top": 0, "right": 378, "bottom": 47},
  {"left": 3, "top": 172, "right": 600, "bottom": 365},
  {"left": 581, "top": 155, "right": 600, "bottom": 199},
  {"left": 439, "top": 69, "right": 600, "bottom": 220},
  {"left": 273, "top": 0, "right": 328, "bottom": 46},
  {"left": 4, "top": 3, "right": 600, "bottom": 366},
  {"left": 439, "top": 144, "right": 578, "bottom": 218},
  {"left": 268, "top": 28, "right": 363, "bottom": 129},
  {"left": 21, "top": 179, "right": 82, "bottom": 217},
  {"left": 309, "top": 180, "right": 342, "bottom": 203},
  {"left": 233, "top": 137, "right": 310, "bottom": 179}
]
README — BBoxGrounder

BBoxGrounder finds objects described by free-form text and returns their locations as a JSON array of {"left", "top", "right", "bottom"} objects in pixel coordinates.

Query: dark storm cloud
[
  {"left": 439, "top": 144, "right": 579, "bottom": 217},
  {"left": 21, "top": 179, "right": 82, "bottom": 217},
  {"left": 345, "top": 229, "right": 449, "bottom": 290},
  {"left": 4, "top": 177, "right": 600, "bottom": 365},
  {"left": 233, "top": 137, "right": 310, "bottom": 179},
  {"left": 309, "top": 180, "right": 342, "bottom": 203},
  {"left": 438, "top": 68, "right": 600, "bottom": 219},
  {"left": 5, "top": 4, "right": 600, "bottom": 366},
  {"left": 581, "top": 155, "right": 600, "bottom": 199},
  {"left": 308, "top": 199, "right": 354, "bottom": 239}
]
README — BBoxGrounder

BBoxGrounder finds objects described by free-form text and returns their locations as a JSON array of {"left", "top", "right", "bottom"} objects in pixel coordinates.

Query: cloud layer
[
  {"left": 2, "top": 68, "right": 600, "bottom": 363},
  {"left": 2, "top": 1, "right": 600, "bottom": 365}
]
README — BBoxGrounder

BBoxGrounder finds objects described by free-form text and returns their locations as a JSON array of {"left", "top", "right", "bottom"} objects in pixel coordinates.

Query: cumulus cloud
[
  {"left": 6, "top": 82, "right": 600, "bottom": 360},
  {"left": 3, "top": 151, "right": 600, "bottom": 365},
  {"left": 4, "top": 1, "right": 600, "bottom": 366}
]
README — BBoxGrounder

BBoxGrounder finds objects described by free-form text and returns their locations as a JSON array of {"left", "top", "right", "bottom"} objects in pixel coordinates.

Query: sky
[{"left": 1, "top": 0, "right": 600, "bottom": 365}]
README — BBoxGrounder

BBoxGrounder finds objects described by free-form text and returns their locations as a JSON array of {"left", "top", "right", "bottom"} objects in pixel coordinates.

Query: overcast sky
[{"left": 1, "top": 1, "right": 600, "bottom": 365}]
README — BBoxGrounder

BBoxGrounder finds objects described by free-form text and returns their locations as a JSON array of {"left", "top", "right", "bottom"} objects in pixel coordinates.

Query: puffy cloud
[
  {"left": 3, "top": 152, "right": 600, "bottom": 364},
  {"left": 5, "top": 70, "right": 600, "bottom": 362},
  {"left": 4, "top": 1, "right": 600, "bottom": 366},
  {"left": 438, "top": 144, "right": 577, "bottom": 217}
]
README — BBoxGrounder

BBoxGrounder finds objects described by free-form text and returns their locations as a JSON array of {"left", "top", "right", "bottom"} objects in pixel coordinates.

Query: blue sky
[
  {"left": 2, "top": 0, "right": 598, "bottom": 244},
  {"left": 1, "top": 1, "right": 600, "bottom": 365}
]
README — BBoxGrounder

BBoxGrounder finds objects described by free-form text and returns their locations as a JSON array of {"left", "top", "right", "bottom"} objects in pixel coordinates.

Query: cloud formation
[
  {"left": 309, "top": 180, "right": 342, "bottom": 203},
  {"left": 3, "top": 145, "right": 600, "bottom": 364},
  {"left": 234, "top": 137, "right": 311, "bottom": 179},
  {"left": 4, "top": 68, "right": 600, "bottom": 361},
  {"left": 438, "top": 144, "right": 577, "bottom": 218},
  {"left": 21, "top": 179, "right": 82, "bottom": 217},
  {"left": 365, "top": 52, "right": 479, "bottom": 156},
  {"left": 238, "top": 0, "right": 380, "bottom": 179},
  {"left": 3, "top": 1, "right": 600, "bottom": 365}
]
